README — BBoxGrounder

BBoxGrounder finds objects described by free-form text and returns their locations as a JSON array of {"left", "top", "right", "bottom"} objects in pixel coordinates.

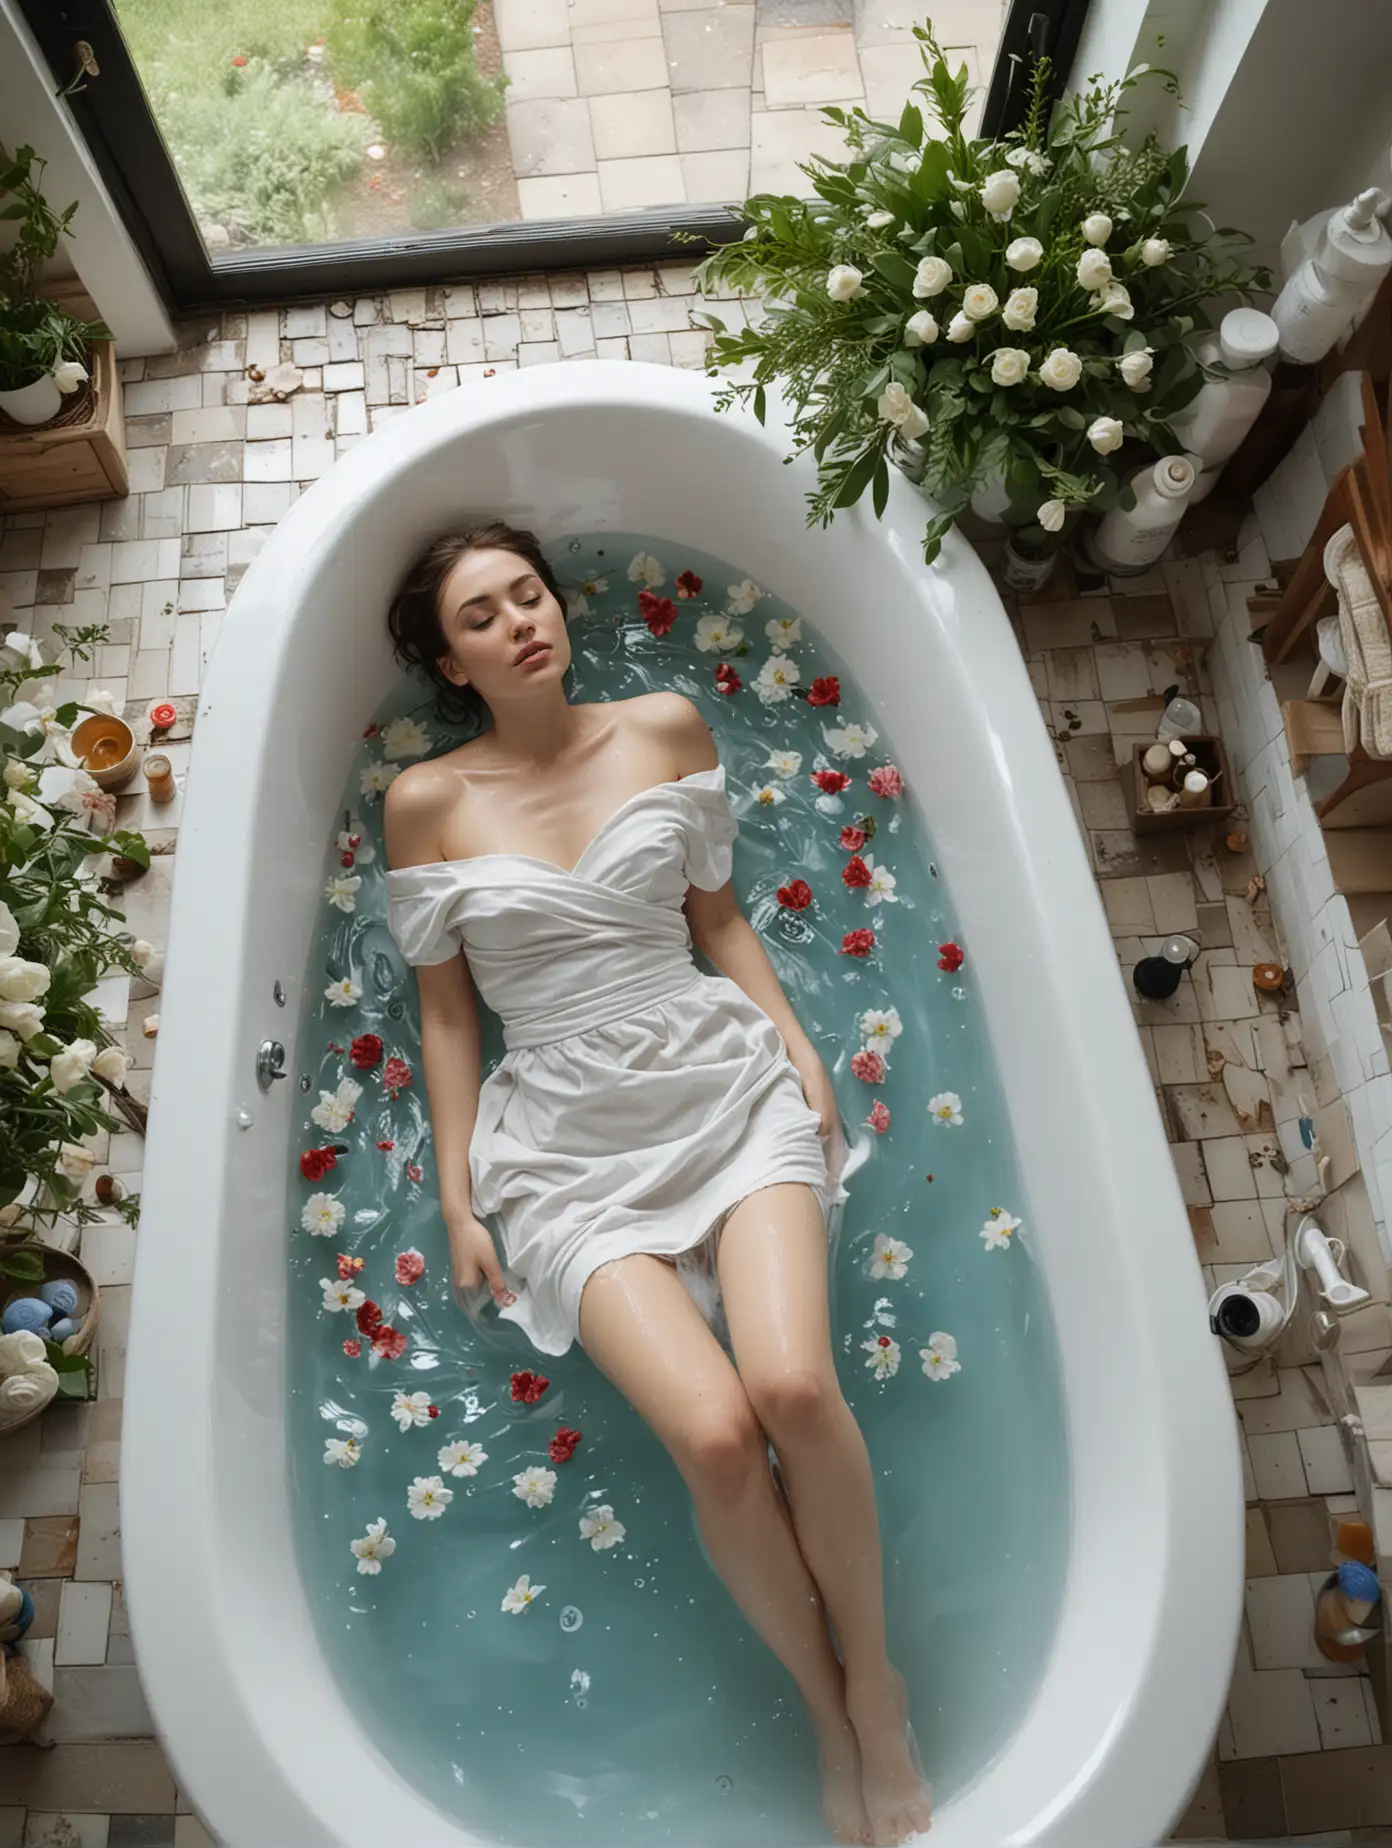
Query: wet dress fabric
[{"left": 385, "top": 765, "right": 848, "bottom": 1356}]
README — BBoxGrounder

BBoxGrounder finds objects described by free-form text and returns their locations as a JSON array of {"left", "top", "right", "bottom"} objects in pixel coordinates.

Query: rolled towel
[
  {"left": 38, "top": 1279, "right": 78, "bottom": 1318},
  {"left": 0, "top": 1364, "right": 59, "bottom": 1426},
  {"left": 47, "top": 1318, "right": 76, "bottom": 1344},
  {"left": 1, "top": 1298, "right": 52, "bottom": 1337},
  {"left": 0, "top": 1330, "right": 48, "bottom": 1379}
]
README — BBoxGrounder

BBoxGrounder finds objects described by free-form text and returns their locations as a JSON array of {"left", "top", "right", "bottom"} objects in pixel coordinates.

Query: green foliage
[
  {"left": 0, "top": 145, "right": 112, "bottom": 393},
  {"left": 693, "top": 28, "right": 1272, "bottom": 565},
  {"left": 323, "top": 0, "right": 505, "bottom": 162}
]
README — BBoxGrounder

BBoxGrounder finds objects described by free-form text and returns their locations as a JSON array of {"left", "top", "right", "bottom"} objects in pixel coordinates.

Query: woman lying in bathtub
[{"left": 381, "top": 522, "right": 933, "bottom": 1848}]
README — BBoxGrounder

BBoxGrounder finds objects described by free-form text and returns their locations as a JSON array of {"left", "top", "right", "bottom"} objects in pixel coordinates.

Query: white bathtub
[{"left": 123, "top": 359, "right": 1242, "bottom": 1847}]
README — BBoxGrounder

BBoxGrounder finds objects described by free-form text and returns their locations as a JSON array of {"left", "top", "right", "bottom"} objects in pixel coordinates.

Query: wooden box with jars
[{"left": 1129, "top": 734, "right": 1236, "bottom": 835}]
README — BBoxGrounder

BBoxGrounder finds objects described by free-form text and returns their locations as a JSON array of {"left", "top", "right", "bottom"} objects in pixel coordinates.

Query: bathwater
[{"left": 286, "top": 535, "right": 1068, "bottom": 1845}]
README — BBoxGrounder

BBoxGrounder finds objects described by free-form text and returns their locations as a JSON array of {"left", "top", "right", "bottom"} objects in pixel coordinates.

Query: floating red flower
[
  {"left": 428, "top": 1405, "right": 440, "bottom": 1419},
  {"left": 812, "top": 769, "right": 851, "bottom": 795},
  {"left": 714, "top": 662, "right": 742, "bottom": 695},
  {"left": 343, "top": 1338, "right": 361, "bottom": 1358},
  {"left": 371, "top": 1324, "right": 408, "bottom": 1361},
  {"left": 638, "top": 589, "right": 677, "bottom": 636},
  {"left": 868, "top": 765, "right": 904, "bottom": 798},
  {"left": 877, "top": 1335, "right": 892, "bottom": 1348},
  {"left": 350, "top": 1033, "right": 383, "bottom": 1069},
  {"left": 406, "top": 1162, "right": 422, "bottom": 1183},
  {"left": 300, "top": 1146, "right": 337, "bottom": 1182},
  {"left": 336, "top": 1253, "right": 364, "bottom": 1280},
  {"left": 395, "top": 1249, "right": 425, "bottom": 1286},
  {"left": 937, "top": 941, "right": 965, "bottom": 973},
  {"left": 806, "top": 676, "right": 841, "bottom": 708},
  {"left": 549, "top": 1426, "right": 583, "bottom": 1463},
  {"left": 382, "top": 1056, "right": 413, "bottom": 1097},
  {"left": 511, "top": 1370, "right": 550, "bottom": 1404},
  {"left": 840, "top": 928, "right": 876, "bottom": 958},
  {"left": 850, "top": 1049, "right": 886, "bottom": 1084},
  {"left": 356, "top": 1299, "right": 383, "bottom": 1336},
  {"left": 776, "top": 878, "right": 813, "bottom": 911},
  {"left": 839, "top": 824, "right": 868, "bottom": 853},
  {"left": 675, "top": 570, "right": 703, "bottom": 599},
  {"left": 866, "top": 1101, "right": 891, "bottom": 1134},
  {"left": 362, "top": 721, "right": 380, "bottom": 738},
  {"left": 376, "top": 1139, "right": 395, "bottom": 1152},
  {"left": 842, "top": 856, "right": 871, "bottom": 890}
]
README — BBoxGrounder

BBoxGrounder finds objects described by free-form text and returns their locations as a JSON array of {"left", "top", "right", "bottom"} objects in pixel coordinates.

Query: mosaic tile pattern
[{"left": 1, "top": 259, "right": 1390, "bottom": 1843}]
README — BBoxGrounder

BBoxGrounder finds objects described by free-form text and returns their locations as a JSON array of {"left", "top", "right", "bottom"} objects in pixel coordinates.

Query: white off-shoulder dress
[{"left": 384, "top": 764, "right": 849, "bottom": 1357}]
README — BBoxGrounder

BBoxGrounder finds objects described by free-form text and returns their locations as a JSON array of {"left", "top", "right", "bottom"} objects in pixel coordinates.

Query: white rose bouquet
[{"left": 692, "top": 27, "right": 1271, "bottom": 564}]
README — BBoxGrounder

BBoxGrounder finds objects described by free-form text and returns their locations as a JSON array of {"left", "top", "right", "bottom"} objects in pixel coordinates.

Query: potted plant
[
  {"left": 0, "top": 142, "right": 113, "bottom": 426},
  {"left": 692, "top": 28, "right": 1271, "bottom": 594}
]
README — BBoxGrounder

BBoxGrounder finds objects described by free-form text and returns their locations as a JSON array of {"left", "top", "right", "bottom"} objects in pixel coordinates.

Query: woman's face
[{"left": 435, "top": 546, "right": 570, "bottom": 702}]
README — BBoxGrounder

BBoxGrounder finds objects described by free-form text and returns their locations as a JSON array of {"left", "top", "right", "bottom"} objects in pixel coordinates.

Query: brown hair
[{"left": 385, "top": 521, "right": 569, "bottom": 731}]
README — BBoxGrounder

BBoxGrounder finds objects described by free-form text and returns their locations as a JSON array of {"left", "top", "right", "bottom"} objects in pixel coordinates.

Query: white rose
[
  {"left": 1038, "top": 347, "right": 1082, "bottom": 391},
  {"left": 52, "top": 361, "right": 88, "bottom": 394},
  {"left": 826, "top": 264, "right": 866, "bottom": 302},
  {"left": 1001, "top": 287, "right": 1037, "bottom": 332},
  {"left": 1076, "top": 248, "right": 1112, "bottom": 291},
  {"left": 912, "top": 256, "right": 952, "bottom": 299},
  {"left": 1094, "top": 281, "right": 1134, "bottom": 320},
  {"left": 876, "top": 382, "right": 929, "bottom": 440},
  {"left": 2, "top": 759, "right": 31, "bottom": 791},
  {"left": 962, "top": 283, "right": 998, "bottom": 321},
  {"left": 0, "top": 1030, "right": 18, "bottom": 1071},
  {"left": 1140, "top": 237, "right": 1171, "bottom": 266},
  {"left": 0, "top": 900, "right": 16, "bottom": 959},
  {"left": 92, "top": 1045, "right": 131, "bottom": 1085},
  {"left": 989, "top": 347, "right": 1031, "bottom": 387},
  {"left": 1119, "top": 348, "right": 1154, "bottom": 389},
  {"left": 979, "top": 169, "right": 1020, "bottom": 220},
  {"left": 1087, "top": 415, "right": 1125, "bottom": 454},
  {"left": 0, "top": 1000, "right": 44, "bottom": 1041},
  {"left": 1082, "top": 213, "right": 1113, "bottom": 246},
  {"left": 1005, "top": 237, "right": 1043, "bottom": 272},
  {"left": 56, "top": 1142, "right": 97, "bottom": 1182},
  {"left": 1038, "top": 499, "right": 1067, "bottom": 532},
  {"left": 946, "top": 312, "right": 974, "bottom": 342},
  {"left": 865, "top": 209, "right": 895, "bottom": 228},
  {"left": 903, "top": 310, "right": 938, "bottom": 348},
  {"left": 129, "top": 938, "right": 154, "bottom": 966},
  {"left": 0, "top": 957, "right": 51, "bottom": 1005},
  {"left": 50, "top": 1038, "right": 98, "bottom": 1094}
]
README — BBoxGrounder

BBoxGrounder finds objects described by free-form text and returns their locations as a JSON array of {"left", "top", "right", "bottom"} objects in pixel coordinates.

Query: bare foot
[
  {"left": 813, "top": 1709, "right": 873, "bottom": 1846},
  {"left": 846, "top": 1665, "right": 933, "bottom": 1845}
]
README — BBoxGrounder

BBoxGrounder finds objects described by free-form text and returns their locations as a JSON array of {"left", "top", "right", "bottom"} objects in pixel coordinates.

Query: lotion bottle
[
  {"left": 1086, "top": 454, "right": 1199, "bottom": 575},
  {"left": 1170, "top": 309, "right": 1279, "bottom": 503}
]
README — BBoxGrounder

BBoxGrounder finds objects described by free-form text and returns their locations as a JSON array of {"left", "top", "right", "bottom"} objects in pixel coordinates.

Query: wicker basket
[{"left": 0, "top": 1239, "right": 101, "bottom": 1435}]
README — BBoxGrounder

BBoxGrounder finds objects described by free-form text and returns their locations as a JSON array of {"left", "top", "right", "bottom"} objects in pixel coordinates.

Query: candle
[{"left": 143, "top": 752, "right": 176, "bottom": 804}]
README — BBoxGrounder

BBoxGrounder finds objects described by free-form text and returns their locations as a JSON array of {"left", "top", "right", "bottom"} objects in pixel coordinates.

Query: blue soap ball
[
  {"left": 48, "top": 1317, "right": 76, "bottom": 1343},
  {"left": 39, "top": 1279, "right": 79, "bottom": 1318},
  {"left": 1, "top": 1297, "right": 53, "bottom": 1336}
]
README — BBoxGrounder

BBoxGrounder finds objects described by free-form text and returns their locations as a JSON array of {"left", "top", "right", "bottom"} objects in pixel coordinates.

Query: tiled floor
[
  {"left": 497, "top": 0, "right": 1002, "bottom": 216},
  {"left": 2, "top": 259, "right": 1391, "bottom": 1842}
]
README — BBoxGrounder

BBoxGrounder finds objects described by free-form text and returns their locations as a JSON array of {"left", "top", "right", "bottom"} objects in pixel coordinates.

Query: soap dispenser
[
  {"left": 1273, "top": 188, "right": 1392, "bottom": 364},
  {"left": 1169, "top": 308, "right": 1279, "bottom": 503}
]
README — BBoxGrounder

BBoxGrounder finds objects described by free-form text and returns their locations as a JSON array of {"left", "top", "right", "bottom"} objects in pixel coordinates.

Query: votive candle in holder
[{"left": 143, "top": 752, "right": 177, "bottom": 804}]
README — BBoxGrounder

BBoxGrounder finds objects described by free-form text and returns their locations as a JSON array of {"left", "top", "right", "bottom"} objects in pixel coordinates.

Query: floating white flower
[
  {"left": 301, "top": 1191, "right": 346, "bottom": 1236},
  {"left": 727, "top": 578, "right": 763, "bottom": 614},
  {"left": 335, "top": 827, "right": 374, "bottom": 866},
  {"left": 903, "top": 309, "right": 938, "bottom": 348},
  {"left": 320, "top": 1277, "right": 365, "bottom": 1314},
  {"left": 324, "top": 976, "right": 362, "bottom": 1009},
  {"left": 350, "top": 1517, "right": 395, "bottom": 1575},
  {"left": 407, "top": 1475, "right": 454, "bottom": 1520},
  {"left": 694, "top": 613, "right": 744, "bottom": 653},
  {"left": 439, "top": 1438, "right": 488, "bottom": 1476},
  {"left": 825, "top": 264, "right": 867, "bottom": 303},
  {"left": 502, "top": 1574, "right": 545, "bottom": 1613},
  {"left": 920, "top": 1332, "right": 962, "bottom": 1379},
  {"left": 380, "top": 716, "right": 432, "bottom": 761},
  {"left": 870, "top": 1234, "right": 914, "bottom": 1280},
  {"left": 580, "top": 575, "right": 609, "bottom": 597},
  {"left": 1038, "top": 347, "right": 1082, "bottom": 391},
  {"left": 1076, "top": 248, "right": 1112, "bottom": 291},
  {"left": 359, "top": 759, "right": 402, "bottom": 799},
  {"left": 928, "top": 1092, "right": 964, "bottom": 1127},
  {"left": 390, "top": 1389, "right": 436, "bottom": 1431},
  {"left": 765, "top": 748, "right": 803, "bottom": 778},
  {"left": 627, "top": 551, "right": 665, "bottom": 588},
  {"left": 912, "top": 256, "right": 952, "bottom": 299},
  {"left": 310, "top": 1075, "right": 361, "bottom": 1133},
  {"left": 513, "top": 1465, "right": 558, "bottom": 1508},
  {"left": 863, "top": 856, "right": 898, "bottom": 905},
  {"left": 324, "top": 873, "right": 362, "bottom": 914},
  {"left": 858, "top": 1005, "right": 903, "bottom": 1047},
  {"left": 980, "top": 1207, "right": 1022, "bottom": 1251},
  {"left": 579, "top": 1504, "right": 627, "bottom": 1550},
  {"left": 862, "top": 1335, "right": 902, "bottom": 1378},
  {"left": 323, "top": 1436, "right": 361, "bottom": 1467},
  {"left": 754, "top": 653, "right": 800, "bottom": 705},
  {"left": 1001, "top": 287, "right": 1037, "bottom": 332},
  {"left": 824, "top": 720, "right": 878, "bottom": 759},
  {"left": 765, "top": 615, "right": 801, "bottom": 647}
]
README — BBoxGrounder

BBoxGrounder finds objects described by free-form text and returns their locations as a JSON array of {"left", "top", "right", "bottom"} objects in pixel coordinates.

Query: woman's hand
[
  {"left": 442, "top": 1203, "right": 516, "bottom": 1309},
  {"left": 788, "top": 1043, "right": 839, "bottom": 1142}
]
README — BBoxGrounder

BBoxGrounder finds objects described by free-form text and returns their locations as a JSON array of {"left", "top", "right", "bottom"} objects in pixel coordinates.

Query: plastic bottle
[
  {"left": 1086, "top": 455, "right": 1199, "bottom": 575},
  {"left": 1170, "top": 309, "right": 1279, "bottom": 503},
  {"left": 1272, "top": 189, "right": 1392, "bottom": 364},
  {"left": 1313, "top": 1560, "right": 1382, "bottom": 1663}
]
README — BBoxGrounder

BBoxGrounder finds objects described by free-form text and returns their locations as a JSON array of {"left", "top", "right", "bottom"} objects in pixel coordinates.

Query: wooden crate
[
  {"left": 1129, "top": 734, "right": 1237, "bottom": 835},
  {"left": 0, "top": 336, "right": 128, "bottom": 512}
]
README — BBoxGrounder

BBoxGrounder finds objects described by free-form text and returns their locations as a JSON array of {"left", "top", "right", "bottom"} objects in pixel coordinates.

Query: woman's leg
[
  {"left": 579, "top": 1251, "right": 871, "bottom": 1846},
  {"left": 716, "top": 1183, "right": 934, "bottom": 1846}
]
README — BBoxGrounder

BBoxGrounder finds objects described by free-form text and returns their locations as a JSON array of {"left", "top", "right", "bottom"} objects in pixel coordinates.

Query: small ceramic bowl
[{"left": 71, "top": 714, "right": 140, "bottom": 792}]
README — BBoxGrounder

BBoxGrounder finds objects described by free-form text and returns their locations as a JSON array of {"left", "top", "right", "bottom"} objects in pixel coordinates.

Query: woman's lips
[{"left": 515, "top": 643, "right": 550, "bottom": 668}]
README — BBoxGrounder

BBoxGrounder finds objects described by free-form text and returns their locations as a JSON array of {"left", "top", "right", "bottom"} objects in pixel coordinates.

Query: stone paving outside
[{"left": 497, "top": 0, "right": 1004, "bottom": 218}]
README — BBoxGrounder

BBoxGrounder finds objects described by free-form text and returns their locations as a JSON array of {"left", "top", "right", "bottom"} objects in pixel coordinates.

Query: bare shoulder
[
  {"left": 382, "top": 757, "right": 459, "bottom": 872},
  {"left": 624, "top": 690, "right": 718, "bottom": 774}
]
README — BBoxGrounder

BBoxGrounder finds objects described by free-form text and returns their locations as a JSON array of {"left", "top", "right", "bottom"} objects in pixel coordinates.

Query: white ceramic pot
[
  {"left": 0, "top": 372, "right": 62, "bottom": 427},
  {"left": 1002, "top": 535, "right": 1058, "bottom": 593}
]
